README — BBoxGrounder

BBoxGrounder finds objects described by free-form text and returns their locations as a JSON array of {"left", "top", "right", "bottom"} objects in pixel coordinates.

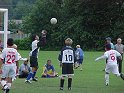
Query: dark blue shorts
[{"left": 30, "top": 56, "right": 38, "bottom": 68}]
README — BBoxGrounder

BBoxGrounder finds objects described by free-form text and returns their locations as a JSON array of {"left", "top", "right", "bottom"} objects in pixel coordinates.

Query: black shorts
[
  {"left": 62, "top": 63, "right": 74, "bottom": 75},
  {"left": 30, "top": 56, "right": 38, "bottom": 68}
]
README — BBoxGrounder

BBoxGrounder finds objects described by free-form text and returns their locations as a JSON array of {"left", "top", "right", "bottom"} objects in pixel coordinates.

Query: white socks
[
  {"left": 7, "top": 83, "right": 12, "bottom": 89},
  {"left": 1, "top": 80, "right": 11, "bottom": 89},
  {"left": 1, "top": 80, "right": 7, "bottom": 87},
  {"left": 105, "top": 74, "right": 109, "bottom": 85}
]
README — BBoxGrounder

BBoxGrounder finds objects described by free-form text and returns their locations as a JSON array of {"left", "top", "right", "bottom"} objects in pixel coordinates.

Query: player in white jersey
[
  {"left": 25, "top": 34, "right": 41, "bottom": 83},
  {"left": 58, "top": 38, "right": 76, "bottom": 90},
  {"left": 0, "top": 38, "right": 19, "bottom": 93},
  {"left": 95, "top": 44, "right": 124, "bottom": 86},
  {"left": 12, "top": 44, "right": 27, "bottom": 81}
]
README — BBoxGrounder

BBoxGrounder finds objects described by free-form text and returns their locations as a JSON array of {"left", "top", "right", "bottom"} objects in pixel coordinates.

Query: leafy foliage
[
  {"left": 2, "top": 0, "right": 124, "bottom": 50},
  {"left": 14, "top": 37, "right": 31, "bottom": 50}
]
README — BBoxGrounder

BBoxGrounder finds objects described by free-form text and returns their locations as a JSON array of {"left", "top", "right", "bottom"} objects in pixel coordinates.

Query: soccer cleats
[
  {"left": 25, "top": 80, "right": 32, "bottom": 84},
  {"left": 3, "top": 88, "right": 9, "bottom": 93},
  {"left": 32, "top": 78, "right": 38, "bottom": 82},
  {"left": 59, "top": 87, "right": 63, "bottom": 90}
]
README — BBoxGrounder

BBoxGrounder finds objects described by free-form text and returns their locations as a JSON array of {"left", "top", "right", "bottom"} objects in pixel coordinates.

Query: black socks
[
  {"left": 68, "top": 78, "right": 72, "bottom": 88},
  {"left": 60, "top": 79, "right": 65, "bottom": 88}
]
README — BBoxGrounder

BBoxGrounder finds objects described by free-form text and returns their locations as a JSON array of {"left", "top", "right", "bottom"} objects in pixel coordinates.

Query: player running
[
  {"left": 58, "top": 38, "right": 76, "bottom": 90},
  {"left": 25, "top": 34, "right": 41, "bottom": 83},
  {"left": 95, "top": 44, "right": 124, "bottom": 86},
  {"left": 0, "top": 38, "right": 19, "bottom": 93}
]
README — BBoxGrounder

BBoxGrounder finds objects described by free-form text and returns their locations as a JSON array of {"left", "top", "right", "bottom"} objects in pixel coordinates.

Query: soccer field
[{"left": 10, "top": 51, "right": 124, "bottom": 93}]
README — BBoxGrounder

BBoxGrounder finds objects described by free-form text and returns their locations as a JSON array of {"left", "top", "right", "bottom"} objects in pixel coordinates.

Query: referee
[
  {"left": 115, "top": 38, "right": 124, "bottom": 73},
  {"left": 58, "top": 38, "right": 76, "bottom": 90}
]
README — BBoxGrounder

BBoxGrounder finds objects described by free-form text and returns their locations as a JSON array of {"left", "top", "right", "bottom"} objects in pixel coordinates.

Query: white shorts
[
  {"left": 1, "top": 65, "right": 16, "bottom": 78},
  {"left": 105, "top": 64, "right": 120, "bottom": 75}
]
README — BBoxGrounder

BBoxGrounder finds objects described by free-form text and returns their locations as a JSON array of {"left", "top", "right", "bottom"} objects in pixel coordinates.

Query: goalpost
[{"left": 0, "top": 8, "right": 10, "bottom": 48}]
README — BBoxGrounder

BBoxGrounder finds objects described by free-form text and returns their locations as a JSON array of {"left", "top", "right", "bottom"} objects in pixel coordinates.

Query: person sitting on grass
[
  {"left": 19, "top": 59, "right": 31, "bottom": 78},
  {"left": 41, "top": 60, "right": 58, "bottom": 78}
]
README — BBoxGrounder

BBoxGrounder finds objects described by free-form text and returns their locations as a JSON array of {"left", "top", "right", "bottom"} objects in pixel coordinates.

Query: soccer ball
[{"left": 50, "top": 18, "right": 57, "bottom": 24}]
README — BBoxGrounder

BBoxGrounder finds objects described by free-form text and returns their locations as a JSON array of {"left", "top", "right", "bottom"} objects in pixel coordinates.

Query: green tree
[{"left": 22, "top": 0, "right": 124, "bottom": 50}]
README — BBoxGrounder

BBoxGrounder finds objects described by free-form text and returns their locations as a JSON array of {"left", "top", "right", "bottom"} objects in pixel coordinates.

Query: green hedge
[{"left": 14, "top": 38, "right": 31, "bottom": 50}]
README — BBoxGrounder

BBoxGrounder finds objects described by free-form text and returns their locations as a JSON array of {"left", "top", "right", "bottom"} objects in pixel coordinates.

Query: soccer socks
[
  {"left": 105, "top": 74, "right": 109, "bottom": 85},
  {"left": 32, "top": 71, "right": 36, "bottom": 79},
  {"left": 1, "top": 80, "right": 7, "bottom": 87},
  {"left": 68, "top": 78, "right": 72, "bottom": 88},
  {"left": 26, "top": 72, "right": 33, "bottom": 80},
  {"left": 1, "top": 80, "right": 8, "bottom": 89},
  {"left": 60, "top": 79, "right": 65, "bottom": 88},
  {"left": 7, "top": 83, "right": 11, "bottom": 89}
]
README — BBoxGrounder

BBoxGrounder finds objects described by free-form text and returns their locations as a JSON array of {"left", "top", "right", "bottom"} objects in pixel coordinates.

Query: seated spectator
[
  {"left": 19, "top": 59, "right": 31, "bottom": 78},
  {"left": 41, "top": 60, "right": 58, "bottom": 78}
]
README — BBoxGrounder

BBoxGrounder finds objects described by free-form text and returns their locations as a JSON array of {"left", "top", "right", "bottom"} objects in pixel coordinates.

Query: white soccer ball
[{"left": 50, "top": 18, "right": 57, "bottom": 24}]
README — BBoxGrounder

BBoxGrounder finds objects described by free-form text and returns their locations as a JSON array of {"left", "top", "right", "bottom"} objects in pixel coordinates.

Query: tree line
[{"left": 1, "top": 0, "right": 124, "bottom": 50}]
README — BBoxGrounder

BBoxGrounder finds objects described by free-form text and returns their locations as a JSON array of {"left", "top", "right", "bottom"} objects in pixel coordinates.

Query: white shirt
[
  {"left": 104, "top": 50, "right": 121, "bottom": 64},
  {"left": 62, "top": 49, "right": 75, "bottom": 63},
  {"left": 30, "top": 40, "right": 39, "bottom": 57},
  {"left": 1, "top": 48, "right": 19, "bottom": 66}
]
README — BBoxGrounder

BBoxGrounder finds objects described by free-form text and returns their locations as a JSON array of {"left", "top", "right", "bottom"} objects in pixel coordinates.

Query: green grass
[{"left": 10, "top": 51, "right": 124, "bottom": 93}]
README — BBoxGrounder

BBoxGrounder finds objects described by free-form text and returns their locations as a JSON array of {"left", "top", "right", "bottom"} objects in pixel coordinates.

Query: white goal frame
[{"left": 0, "top": 8, "right": 9, "bottom": 48}]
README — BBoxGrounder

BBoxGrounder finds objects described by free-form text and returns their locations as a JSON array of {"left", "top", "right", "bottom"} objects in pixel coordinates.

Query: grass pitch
[{"left": 9, "top": 51, "right": 124, "bottom": 93}]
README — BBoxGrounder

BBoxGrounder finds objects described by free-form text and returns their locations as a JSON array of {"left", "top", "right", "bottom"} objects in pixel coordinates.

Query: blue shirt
[
  {"left": 44, "top": 64, "right": 55, "bottom": 74},
  {"left": 110, "top": 43, "right": 114, "bottom": 49},
  {"left": 75, "top": 48, "right": 84, "bottom": 60}
]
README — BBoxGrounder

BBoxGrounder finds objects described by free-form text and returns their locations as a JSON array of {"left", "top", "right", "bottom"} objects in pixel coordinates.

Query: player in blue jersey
[
  {"left": 58, "top": 38, "right": 76, "bottom": 90},
  {"left": 41, "top": 60, "right": 58, "bottom": 78},
  {"left": 75, "top": 45, "right": 84, "bottom": 71},
  {"left": 25, "top": 34, "right": 41, "bottom": 83}
]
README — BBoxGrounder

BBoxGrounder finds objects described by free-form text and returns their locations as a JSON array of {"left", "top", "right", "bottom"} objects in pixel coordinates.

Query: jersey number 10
[{"left": 65, "top": 55, "right": 73, "bottom": 61}]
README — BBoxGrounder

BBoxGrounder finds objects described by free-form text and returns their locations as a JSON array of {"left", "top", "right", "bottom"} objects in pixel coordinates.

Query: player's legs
[
  {"left": 68, "top": 75, "right": 73, "bottom": 90},
  {"left": 67, "top": 63, "right": 74, "bottom": 90},
  {"left": 105, "top": 65, "right": 111, "bottom": 86},
  {"left": 117, "top": 55, "right": 123, "bottom": 73},
  {"left": 79, "top": 59, "right": 83, "bottom": 71},
  {"left": 1, "top": 65, "right": 15, "bottom": 93},
  {"left": 6, "top": 65, "right": 16, "bottom": 92},
  {"left": 26, "top": 56, "right": 38, "bottom": 83},
  {"left": 118, "top": 61, "right": 122, "bottom": 73},
  {"left": 74, "top": 61, "right": 79, "bottom": 69},
  {"left": 60, "top": 76, "right": 65, "bottom": 90},
  {"left": 30, "top": 57, "right": 38, "bottom": 81},
  {"left": 60, "top": 63, "right": 66, "bottom": 90},
  {"left": 1, "top": 65, "right": 9, "bottom": 90},
  {"left": 105, "top": 72, "right": 109, "bottom": 86},
  {"left": 112, "top": 64, "right": 124, "bottom": 80},
  {"left": 31, "top": 67, "right": 38, "bottom": 81}
]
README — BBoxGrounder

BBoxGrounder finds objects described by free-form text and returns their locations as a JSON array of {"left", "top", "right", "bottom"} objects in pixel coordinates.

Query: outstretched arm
[{"left": 95, "top": 55, "right": 107, "bottom": 61}]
